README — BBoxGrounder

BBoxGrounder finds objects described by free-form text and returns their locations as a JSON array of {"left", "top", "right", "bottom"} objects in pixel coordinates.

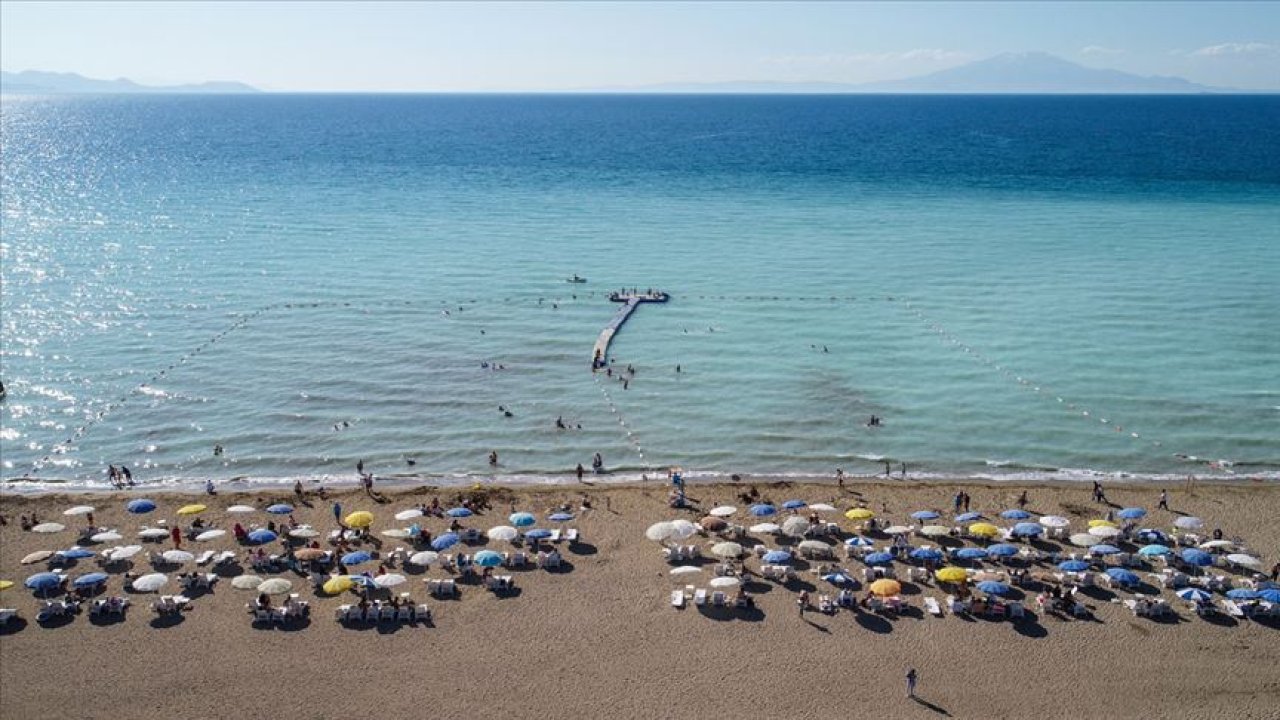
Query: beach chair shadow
[
  {"left": 696, "top": 605, "right": 736, "bottom": 622},
  {"left": 1199, "top": 612, "right": 1238, "bottom": 628},
  {"left": 1251, "top": 614, "right": 1279, "bottom": 630},
  {"left": 899, "top": 582, "right": 923, "bottom": 596},
  {"left": 935, "top": 536, "right": 962, "bottom": 548},
  {"left": 213, "top": 563, "right": 245, "bottom": 577},
  {"left": 88, "top": 610, "right": 127, "bottom": 627},
  {"left": 276, "top": 616, "right": 312, "bottom": 632},
  {"left": 0, "top": 617, "right": 29, "bottom": 635},
  {"left": 854, "top": 610, "right": 893, "bottom": 634},
  {"left": 1013, "top": 617, "right": 1048, "bottom": 638},
  {"left": 149, "top": 614, "right": 185, "bottom": 629},
  {"left": 737, "top": 606, "right": 766, "bottom": 622},
  {"left": 492, "top": 587, "right": 523, "bottom": 600},
  {"left": 1079, "top": 586, "right": 1115, "bottom": 602}
]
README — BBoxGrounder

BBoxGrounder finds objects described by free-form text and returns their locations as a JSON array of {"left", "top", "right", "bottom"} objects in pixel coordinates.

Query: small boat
[{"left": 566, "top": 275, "right": 588, "bottom": 284}]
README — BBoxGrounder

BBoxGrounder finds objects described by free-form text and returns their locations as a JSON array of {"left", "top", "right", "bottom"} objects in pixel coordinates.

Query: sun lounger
[
  {"left": 694, "top": 588, "right": 707, "bottom": 606},
  {"left": 711, "top": 591, "right": 728, "bottom": 607},
  {"left": 925, "top": 597, "right": 942, "bottom": 616},
  {"left": 195, "top": 550, "right": 215, "bottom": 566},
  {"left": 868, "top": 597, "right": 884, "bottom": 613},
  {"left": 1224, "top": 600, "right": 1246, "bottom": 618},
  {"left": 818, "top": 595, "right": 835, "bottom": 613},
  {"left": 548, "top": 529, "right": 562, "bottom": 543},
  {"left": 565, "top": 528, "right": 579, "bottom": 543},
  {"left": 671, "top": 589, "right": 685, "bottom": 608},
  {"left": 0, "top": 609, "right": 19, "bottom": 625}
]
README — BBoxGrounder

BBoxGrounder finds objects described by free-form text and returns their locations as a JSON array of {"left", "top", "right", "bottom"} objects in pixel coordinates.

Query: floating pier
[{"left": 592, "top": 291, "right": 669, "bottom": 368}]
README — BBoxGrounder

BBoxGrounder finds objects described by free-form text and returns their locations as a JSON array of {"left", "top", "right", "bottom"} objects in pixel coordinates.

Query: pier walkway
[{"left": 592, "top": 291, "right": 669, "bottom": 369}]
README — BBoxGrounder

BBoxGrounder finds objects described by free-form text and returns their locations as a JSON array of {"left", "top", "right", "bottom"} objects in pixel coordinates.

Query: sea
[{"left": 1, "top": 93, "right": 1278, "bottom": 493}]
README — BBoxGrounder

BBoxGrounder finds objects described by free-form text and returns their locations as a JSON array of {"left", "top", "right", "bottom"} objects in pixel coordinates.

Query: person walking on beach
[
  {"left": 798, "top": 590, "right": 810, "bottom": 617},
  {"left": 170, "top": 525, "right": 182, "bottom": 550},
  {"left": 333, "top": 501, "right": 343, "bottom": 528},
  {"left": 836, "top": 467, "right": 845, "bottom": 490},
  {"left": 962, "top": 492, "right": 971, "bottom": 513},
  {"left": 1017, "top": 491, "right": 1028, "bottom": 509},
  {"left": 489, "top": 451, "right": 498, "bottom": 467},
  {"left": 121, "top": 466, "right": 134, "bottom": 486},
  {"left": 906, "top": 668, "right": 918, "bottom": 698},
  {"left": 576, "top": 463, "right": 585, "bottom": 482},
  {"left": 1157, "top": 489, "right": 1169, "bottom": 511}
]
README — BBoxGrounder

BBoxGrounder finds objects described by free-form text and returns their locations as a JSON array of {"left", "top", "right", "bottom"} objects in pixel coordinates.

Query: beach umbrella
[
  {"left": 1138, "top": 544, "right": 1172, "bottom": 557},
  {"left": 395, "top": 509, "right": 424, "bottom": 521},
  {"left": 73, "top": 572, "right": 109, "bottom": 589},
  {"left": 246, "top": 529, "right": 277, "bottom": 545},
  {"left": 987, "top": 544, "right": 1019, "bottom": 557},
  {"left": 669, "top": 520, "right": 699, "bottom": 539},
  {"left": 845, "top": 536, "right": 875, "bottom": 547},
  {"left": 864, "top": 552, "right": 894, "bottom": 566},
  {"left": 1226, "top": 588, "right": 1259, "bottom": 600},
  {"left": 446, "top": 508, "right": 472, "bottom": 518},
  {"left": 1136, "top": 529, "right": 1170, "bottom": 543},
  {"left": 1088, "top": 519, "right": 1117, "bottom": 528},
  {"left": 822, "top": 572, "right": 853, "bottom": 585},
  {"left": 266, "top": 504, "right": 294, "bottom": 515},
  {"left": 845, "top": 508, "right": 875, "bottom": 520},
  {"left": 955, "top": 512, "right": 982, "bottom": 522},
  {"left": 548, "top": 512, "right": 574, "bottom": 523},
  {"left": 810, "top": 504, "right": 838, "bottom": 513},
  {"left": 869, "top": 579, "right": 902, "bottom": 596},
  {"left": 231, "top": 575, "right": 263, "bottom": 590},
  {"left": 781, "top": 516, "right": 810, "bottom": 537},
  {"left": 227, "top": 505, "right": 256, "bottom": 514},
  {"left": 133, "top": 573, "right": 168, "bottom": 593},
  {"left": 1198, "top": 540, "right": 1234, "bottom": 550},
  {"left": 510, "top": 512, "right": 536, "bottom": 527},
  {"left": 25, "top": 572, "right": 63, "bottom": 593},
  {"left": 0, "top": 581, "right": 13, "bottom": 591},
  {"left": 1000, "top": 509, "right": 1031, "bottom": 520},
  {"left": 381, "top": 529, "right": 411, "bottom": 539},
  {"left": 709, "top": 576, "right": 740, "bottom": 589},
  {"left": 955, "top": 547, "right": 988, "bottom": 560},
  {"left": 750, "top": 523, "right": 781, "bottom": 535},
  {"left": 910, "top": 547, "right": 944, "bottom": 561},
  {"left": 90, "top": 531, "right": 122, "bottom": 543},
  {"left": 911, "top": 510, "right": 940, "bottom": 521},
  {"left": 1258, "top": 589, "right": 1280, "bottom": 603},
  {"left": 431, "top": 533, "right": 460, "bottom": 550},
  {"left": 969, "top": 523, "right": 1000, "bottom": 538},
  {"left": 976, "top": 581, "right": 1010, "bottom": 596},
  {"left": 289, "top": 527, "right": 319, "bottom": 539},
  {"left": 709, "top": 506, "right": 737, "bottom": 517},
  {"left": 1090, "top": 544, "right": 1122, "bottom": 556},
  {"left": 342, "top": 550, "right": 373, "bottom": 566},
  {"left": 935, "top": 567, "right": 967, "bottom": 583},
  {"left": 408, "top": 551, "right": 438, "bottom": 567},
  {"left": 1010, "top": 523, "right": 1043, "bottom": 537},
  {"left": 1089, "top": 525, "right": 1121, "bottom": 539},
  {"left": 699, "top": 517, "right": 727, "bottom": 532},
  {"left": 762, "top": 550, "right": 793, "bottom": 564},
  {"left": 669, "top": 566, "right": 702, "bottom": 576},
  {"left": 1174, "top": 516, "right": 1204, "bottom": 530},
  {"left": 1070, "top": 533, "right": 1101, "bottom": 547},
  {"left": 920, "top": 525, "right": 951, "bottom": 537},
  {"left": 645, "top": 522, "right": 675, "bottom": 542},
  {"left": 107, "top": 545, "right": 142, "bottom": 561},
  {"left": 1039, "top": 515, "right": 1070, "bottom": 528},
  {"left": 321, "top": 576, "right": 353, "bottom": 594},
  {"left": 798, "top": 540, "right": 832, "bottom": 554},
  {"left": 58, "top": 548, "right": 95, "bottom": 560},
  {"left": 374, "top": 573, "right": 407, "bottom": 588},
  {"left": 488, "top": 526, "right": 518, "bottom": 542},
  {"left": 1117, "top": 507, "right": 1146, "bottom": 520},
  {"left": 126, "top": 499, "right": 156, "bottom": 514},
  {"left": 258, "top": 578, "right": 292, "bottom": 595},
  {"left": 473, "top": 550, "right": 503, "bottom": 568},
  {"left": 1105, "top": 568, "right": 1139, "bottom": 585},
  {"left": 782, "top": 500, "right": 807, "bottom": 511},
  {"left": 21, "top": 550, "right": 54, "bottom": 565},
  {"left": 162, "top": 550, "right": 194, "bottom": 564},
  {"left": 1176, "top": 587, "right": 1212, "bottom": 602},
  {"left": 138, "top": 528, "right": 169, "bottom": 540},
  {"left": 710, "top": 542, "right": 743, "bottom": 559},
  {"left": 344, "top": 511, "right": 374, "bottom": 528},
  {"left": 295, "top": 548, "right": 327, "bottom": 561},
  {"left": 195, "top": 529, "right": 227, "bottom": 542},
  {"left": 883, "top": 525, "right": 911, "bottom": 536},
  {"left": 525, "top": 529, "right": 553, "bottom": 541},
  {"left": 64, "top": 505, "right": 96, "bottom": 516},
  {"left": 32, "top": 523, "right": 65, "bottom": 534},
  {"left": 749, "top": 504, "right": 777, "bottom": 517},
  {"left": 177, "top": 504, "right": 207, "bottom": 516},
  {"left": 1181, "top": 548, "right": 1214, "bottom": 566},
  {"left": 1227, "top": 554, "right": 1263, "bottom": 570},
  {"left": 1059, "top": 560, "right": 1090, "bottom": 572}
]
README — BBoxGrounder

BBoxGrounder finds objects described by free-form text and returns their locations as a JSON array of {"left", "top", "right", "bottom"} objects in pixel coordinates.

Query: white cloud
[
  {"left": 1079, "top": 46, "right": 1124, "bottom": 57},
  {"left": 762, "top": 49, "right": 972, "bottom": 66},
  {"left": 1190, "top": 42, "right": 1278, "bottom": 57}
]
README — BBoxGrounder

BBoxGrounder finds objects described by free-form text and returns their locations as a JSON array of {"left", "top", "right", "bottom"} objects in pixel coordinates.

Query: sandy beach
[{"left": 2, "top": 478, "right": 1278, "bottom": 719}]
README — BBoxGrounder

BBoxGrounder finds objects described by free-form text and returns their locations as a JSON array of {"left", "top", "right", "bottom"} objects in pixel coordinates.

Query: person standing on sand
[
  {"left": 576, "top": 464, "right": 585, "bottom": 482},
  {"left": 170, "top": 525, "right": 182, "bottom": 549},
  {"left": 906, "top": 668, "right": 917, "bottom": 698},
  {"left": 836, "top": 468, "right": 844, "bottom": 490},
  {"left": 333, "top": 501, "right": 343, "bottom": 528},
  {"left": 1158, "top": 489, "right": 1169, "bottom": 510},
  {"left": 1017, "top": 491, "right": 1028, "bottom": 509},
  {"left": 884, "top": 460, "right": 891, "bottom": 477},
  {"left": 798, "top": 590, "right": 809, "bottom": 617}
]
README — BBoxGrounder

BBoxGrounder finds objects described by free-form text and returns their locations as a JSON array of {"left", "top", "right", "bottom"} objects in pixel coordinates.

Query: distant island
[{"left": 1, "top": 70, "right": 259, "bottom": 95}]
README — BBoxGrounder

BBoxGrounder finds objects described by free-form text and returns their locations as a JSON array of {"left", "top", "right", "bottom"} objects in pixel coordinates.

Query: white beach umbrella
[
  {"left": 138, "top": 528, "right": 169, "bottom": 540},
  {"left": 750, "top": 523, "right": 781, "bottom": 534},
  {"left": 488, "top": 526, "right": 518, "bottom": 542},
  {"left": 1070, "top": 533, "right": 1101, "bottom": 547},
  {"left": 669, "top": 519, "right": 699, "bottom": 540},
  {"left": 782, "top": 516, "right": 811, "bottom": 538},
  {"left": 162, "top": 550, "right": 194, "bottom": 564},
  {"left": 381, "top": 529, "right": 410, "bottom": 539},
  {"left": 1039, "top": 516, "right": 1071, "bottom": 528},
  {"left": 669, "top": 566, "right": 702, "bottom": 576},
  {"left": 289, "top": 527, "right": 319, "bottom": 539},
  {"left": 133, "top": 573, "right": 168, "bottom": 593},
  {"left": 226, "top": 505, "right": 256, "bottom": 514},
  {"left": 395, "top": 508, "right": 424, "bottom": 521},
  {"left": 257, "top": 578, "right": 292, "bottom": 595},
  {"left": 1226, "top": 554, "right": 1263, "bottom": 570},
  {"left": 408, "top": 551, "right": 438, "bottom": 567},
  {"left": 810, "top": 504, "right": 838, "bottom": 513},
  {"left": 1174, "top": 516, "right": 1204, "bottom": 530},
  {"left": 920, "top": 525, "right": 951, "bottom": 537},
  {"left": 799, "top": 540, "right": 832, "bottom": 553},
  {"left": 709, "top": 576, "right": 740, "bottom": 589},
  {"left": 63, "top": 505, "right": 95, "bottom": 516},
  {"left": 32, "top": 522, "right": 66, "bottom": 534},
  {"left": 883, "top": 525, "right": 911, "bottom": 535},
  {"left": 195, "top": 529, "right": 227, "bottom": 542},
  {"left": 710, "top": 506, "right": 737, "bottom": 518},
  {"left": 1199, "top": 540, "right": 1234, "bottom": 550},
  {"left": 711, "top": 542, "right": 744, "bottom": 559},
  {"left": 90, "top": 531, "right": 122, "bottom": 543},
  {"left": 108, "top": 545, "right": 143, "bottom": 561},
  {"left": 374, "top": 573, "right": 406, "bottom": 588},
  {"left": 231, "top": 575, "right": 263, "bottom": 590},
  {"left": 21, "top": 550, "right": 54, "bottom": 565},
  {"left": 646, "top": 522, "right": 675, "bottom": 542},
  {"left": 1089, "top": 526, "right": 1121, "bottom": 538}
]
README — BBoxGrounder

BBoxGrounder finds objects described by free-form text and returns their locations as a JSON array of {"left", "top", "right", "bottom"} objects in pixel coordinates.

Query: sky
[{"left": 2, "top": 1, "right": 1278, "bottom": 91}]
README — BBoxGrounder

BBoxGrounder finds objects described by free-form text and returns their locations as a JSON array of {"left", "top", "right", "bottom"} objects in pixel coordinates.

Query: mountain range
[{"left": 1, "top": 70, "right": 258, "bottom": 94}]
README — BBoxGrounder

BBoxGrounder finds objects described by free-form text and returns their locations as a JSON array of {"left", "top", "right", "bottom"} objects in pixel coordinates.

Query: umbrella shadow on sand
[
  {"left": 1012, "top": 614, "right": 1049, "bottom": 638},
  {"left": 567, "top": 541, "right": 598, "bottom": 556},
  {"left": 0, "top": 617, "right": 29, "bottom": 635},
  {"left": 543, "top": 560, "right": 575, "bottom": 575},
  {"left": 213, "top": 563, "right": 245, "bottom": 577},
  {"left": 88, "top": 611, "right": 128, "bottom": 627},
  {"left": 854, "top": 610, "right": 893, "bottom": 634}
]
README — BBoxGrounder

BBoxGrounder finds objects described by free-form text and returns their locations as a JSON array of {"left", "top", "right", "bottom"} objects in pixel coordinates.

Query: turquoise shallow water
[{"left": 1, "top": 94, "right": 1278, "bottom": 491}]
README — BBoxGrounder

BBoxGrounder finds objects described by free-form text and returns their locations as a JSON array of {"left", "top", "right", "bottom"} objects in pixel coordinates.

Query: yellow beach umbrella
[
  {"left": 969, "top": 522, "right": 1000, "bottom": 538},
  {"left": 1088, "top": 519, "right": 1117, "bottom": 528},
  {"left": 935, "top": 566, "right": 968, "bottom": 583},
  {"left": 176, "top": 504, "right": 207, "bottom": 516},
  {"left": 0, "top": 580, "right": 14, "bottom": 591},
  {"left": 322, "top": 576, "right": 354, "bottom": 595},
  {"left": 869, "top": 579, "right": 902, "bottom": 596},
  {"left": 345, "top": 511, "right": 374, "bottom": 528},
  {"left": 845, "top": 508, "right": 875, "bottom": 520}
]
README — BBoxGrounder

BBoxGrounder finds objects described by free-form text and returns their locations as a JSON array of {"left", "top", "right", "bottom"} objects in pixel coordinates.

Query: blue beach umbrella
[
  {"left": 762, "top": 550, "right": 792, "bottom": 564},
  {"left": 1136, "top": 529, "right": 1169, "bottom": 544},
  {"left": 911, "top": 510, "right": 940, "bottom": 521},
  {"left": 446, "top": 508, "right": 472, "bottom": 518},
  {"left": 822, "top": 572, "right": 853, "bottom": 585},
  {"left": 509, "top": 512, "right": 535, "bottom": 527},
  {"left": 1138, "top": 544, "right": 1172, "bottom": 557},
  {"left": 246, "top": 529, "right": 277, "bottom": 544},
  {"left": 1000, "top": 509, "right": 1031, "bottom": 520},
  {"left": 59, "top": 548, "right": 96, "bottom": 560},
  {"left": 1011, "top": 522, "right": 1043, "bottom": 537},
  {"left": 431, "top": 532, "right": 460, "bottom": 550},
  {"left": 782, "top": 500, "right": 807, "bottom": 511},
  {"left": 342, "top": 550, "right": 373, "bottom": 566},
  {"left": 126, "top": 499, "right": 157, "bottom": 514},
  {"left": 976, "top": 581, "right": 1010, "bottom": 596},
  {"left": 1176, "top": 588, "right": 1211, "bottom": 602},
  {"left": 910, "top": 547, "right": 944, "bottom": 561},
  {"left": 1226, "top": 588, "right": 1259, "bottom": 600},
  {"left": 954, "top": 547, "right": 988, "bottom": 560},
  {"left": 1090, "top": 544, "right": 1121, "bottom": 556},
  {"left": 347, "top": 574, "right": 377, "bottom": 588},
  {"left": 845, "top": 536, "right": 875, "bottom": 547},
  {"left": 1105, "top": 568, "right": 1139, "bottom": 585},
  {"left": 266, "top": 504, "right": 294, "bottom": 515},
  {"left": 548, "top": 512, "right": 574, "bottom": 523},
  {"left": 986, "top": 544, "right": 1019, "bottom": 557},
  {"left": 525, "top": 529, "right": 553, "bottom": 540},
  {"left": 955, "top": 512, "right": 982, "bottom": 523},
  {"left": 864, "top": 552, "right": 894, "bottom": 566},
  {"left": 73, "top": 572, "right": 109, "bottom": 588},
  {"left": 749, "top": 504, "right": 777, "bottom": 517},
  {"left": 1117, "top": 507, "right": 1147, "bottom": 520},
  {"left": 473, "top": 550, "right": 503, "bottom": 568},
  {"left": 25, "top": 572, "right": 63, "bottom": 593},
  {"left": 1059, "top": 560, "right": 1090, "bottom": 572},
  {"left": 1181, "top": 548, "right": 1214, "bottom": 567},
  {"left": 1257, "top": 589, "right": 1280, "bottom": 603}
]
